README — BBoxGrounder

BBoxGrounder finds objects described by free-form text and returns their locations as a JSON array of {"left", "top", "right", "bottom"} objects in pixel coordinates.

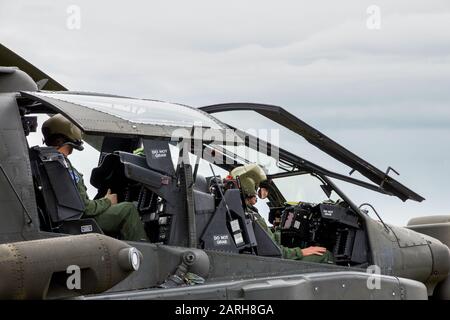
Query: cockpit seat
[
  {"left": 90, "top": 151, "right": 157, "bottom": 203},
  {"left": 193, "top": 174, "right": 209, "bottom": 193},
  {"left": 90, "top": 153, "right": 127, "bottom": 200},
  {"left": 29, "top": 146, "right": 102, "bottom": 235}
]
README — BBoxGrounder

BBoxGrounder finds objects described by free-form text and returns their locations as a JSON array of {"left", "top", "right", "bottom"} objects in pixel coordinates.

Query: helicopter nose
[{"left": 118, "top": 247, "right": 142, "bottom": 271}]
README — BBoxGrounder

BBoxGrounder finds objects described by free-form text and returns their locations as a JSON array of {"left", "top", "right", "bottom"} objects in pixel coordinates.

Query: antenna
[{"left": 359, "top": 203, "right": 390, "bottom": 233}]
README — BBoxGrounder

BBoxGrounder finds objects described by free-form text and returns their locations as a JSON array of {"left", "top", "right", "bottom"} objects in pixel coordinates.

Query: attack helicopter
[{"left": 1, "top": 43, "right": 449, "bottom": 300}]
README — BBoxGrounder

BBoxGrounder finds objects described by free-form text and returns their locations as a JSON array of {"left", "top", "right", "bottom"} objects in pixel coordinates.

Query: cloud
[{"left": 1, "top": 0, "right": 449, "bottom": 225}]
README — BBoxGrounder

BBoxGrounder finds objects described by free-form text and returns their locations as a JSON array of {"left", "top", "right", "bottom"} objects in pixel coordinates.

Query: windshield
[
  {"left": 209, "top": 144, "right": 285, "bottom": 176},
  {"left": 273, "top": 173, "right": 342, "bottom": 204},
  {"left": 32, "top": 92, "right": 224, "bottom": 129}
]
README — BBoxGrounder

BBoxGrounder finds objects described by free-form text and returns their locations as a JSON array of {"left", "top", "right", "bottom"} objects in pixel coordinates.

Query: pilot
[
  {"left": 231, "top": 164, "right": 334, "bottom": 263},
  {"left": 41, "top": 114, "right": 149, "bottom": 242}
]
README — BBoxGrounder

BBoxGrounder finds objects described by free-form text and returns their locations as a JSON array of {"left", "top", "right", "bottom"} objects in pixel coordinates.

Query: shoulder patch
[{"left": 69, "top": 169, "right": 81, "bottom": 184}]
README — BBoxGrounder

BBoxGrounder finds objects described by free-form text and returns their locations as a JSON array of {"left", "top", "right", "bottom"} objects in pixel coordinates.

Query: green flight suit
[
  {"left": 247, "top": 205, "right": 334, "bottom": 264},
  {"left": 68, "top": 162, "right": 148, "bottom": 242}
]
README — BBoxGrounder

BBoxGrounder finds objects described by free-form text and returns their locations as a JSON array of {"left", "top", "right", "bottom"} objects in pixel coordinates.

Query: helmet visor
[{"left": 63, "top": 140, "right": 84, "bottom": 151}]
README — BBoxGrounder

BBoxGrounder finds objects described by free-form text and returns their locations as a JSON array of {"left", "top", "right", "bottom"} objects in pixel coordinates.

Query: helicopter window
[
  {"left": 32, "top": 92, "right": 224, "bottom": 129},
  {"left": 167, "top": 142, "right": 229, "bottom": 178},
  {"left": 187, "top": 150, "right": 229, "bottom": 178},
  {"left": 208, "top": 144, "right": 283, "bottom": 175},
  {"left": 273, "top": 174, "right": 342, "bottom": 205}
]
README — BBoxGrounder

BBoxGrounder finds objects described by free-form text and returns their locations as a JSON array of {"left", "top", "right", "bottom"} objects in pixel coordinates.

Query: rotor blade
[{"left": 0, "top": 43, "right": 67, "bottom": 91}]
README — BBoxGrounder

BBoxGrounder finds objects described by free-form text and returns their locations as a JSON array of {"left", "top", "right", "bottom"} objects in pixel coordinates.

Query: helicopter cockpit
[
  {"left": 16, "top": 91, "right": 425, "bottom": 268},
  {"left": 17, "top": 92, "right": 270, "bottom": 252}
]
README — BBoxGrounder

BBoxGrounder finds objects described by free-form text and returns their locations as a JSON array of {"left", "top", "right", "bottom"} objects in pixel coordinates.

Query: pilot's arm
[
  {"left": 253, "top": 210, "right": 334, "bottom": 263},
  {"left": 271, "top": 228, "right": 329, "bottom": 260},
  {"left": 253, "top": 213, "right": 305, "bottom": 259},
  {"left": 70, "top": 166, "right": 113, "bottom": 216}
]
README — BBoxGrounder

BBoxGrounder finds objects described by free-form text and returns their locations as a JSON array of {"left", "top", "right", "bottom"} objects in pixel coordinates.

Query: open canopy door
[{"left": 200, "top": 103, "right": 424, "bottom": 202}]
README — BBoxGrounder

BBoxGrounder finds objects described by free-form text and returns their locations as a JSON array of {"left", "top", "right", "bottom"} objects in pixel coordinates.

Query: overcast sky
[{"left": 1, "top": 0, "right": 449, "bottom": 226}]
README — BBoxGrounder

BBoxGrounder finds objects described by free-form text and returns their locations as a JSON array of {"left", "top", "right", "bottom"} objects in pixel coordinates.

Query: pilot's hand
[
  {"left": 105, "top": 188, "right": 118, "bottom": 205},
  {"left": 301, "top": 246, "right": 327, "bottom": 257}
]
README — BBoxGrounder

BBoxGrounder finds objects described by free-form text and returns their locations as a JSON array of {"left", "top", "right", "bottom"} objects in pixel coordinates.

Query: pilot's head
[
  {"left": 245, "top": 191, "right": 258, "bottom": 206},
  {"left": 42, "top": 114, "right": 84, "bottom": 155},
  {"left": 258, "top": 179, "right": 271, "bottom": 200}
]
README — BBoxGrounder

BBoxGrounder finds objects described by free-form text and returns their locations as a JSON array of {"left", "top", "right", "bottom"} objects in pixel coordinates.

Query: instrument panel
[{"left": 279, "top": 201, "right": 368, "bottom": 265}]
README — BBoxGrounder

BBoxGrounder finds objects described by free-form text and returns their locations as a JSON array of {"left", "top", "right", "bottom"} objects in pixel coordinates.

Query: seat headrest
[{"left": 194, "top": 174, "right": 209, "bottom": 193}]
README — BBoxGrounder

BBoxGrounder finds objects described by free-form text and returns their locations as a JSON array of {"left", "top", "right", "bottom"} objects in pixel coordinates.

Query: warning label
[
  {"left": 213, "top": 235, "right": 230, "bottom": 245},
  {"left": 151, "top": 149, "right": 168, "bottom": 159}
]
